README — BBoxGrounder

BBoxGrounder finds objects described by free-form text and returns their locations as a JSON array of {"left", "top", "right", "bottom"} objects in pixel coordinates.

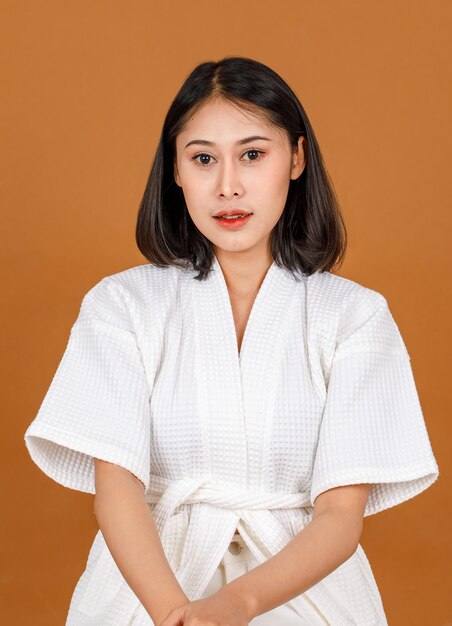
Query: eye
[
  {"left": 192, "top": 153, "right": 215, "bottom": 168},
  {"left": 243, "top": 149, "right": 264, "bottom": 162},
  {"left": 191, "top": 149, "right": 265, "bottom": 168}
]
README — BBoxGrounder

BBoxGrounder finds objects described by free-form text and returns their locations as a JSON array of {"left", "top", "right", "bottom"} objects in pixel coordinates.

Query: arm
[
  {"left": 93, "top": 459, "right": 188, "bottom": 624},
  {"left": 218, "top": 483, "right": 371, "bottom": 620}
]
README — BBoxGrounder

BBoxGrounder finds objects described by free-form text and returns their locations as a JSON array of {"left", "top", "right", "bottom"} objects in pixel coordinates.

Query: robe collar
[{"left": 184, "top": 251, "right": 306, "bottom": 484}]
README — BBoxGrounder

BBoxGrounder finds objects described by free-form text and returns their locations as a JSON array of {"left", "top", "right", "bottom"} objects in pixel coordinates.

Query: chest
[
  {"left": 228, "top": 291, "right": 257, "bottom": 356},
  {"left": 147, "top": 271, "right": 326, "bottom": 490}
]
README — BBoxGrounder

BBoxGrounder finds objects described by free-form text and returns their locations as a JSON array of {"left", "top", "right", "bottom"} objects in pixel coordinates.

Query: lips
[
  {"left": 213, "top": 209, "right": 252, "bottom": 218},
  {"left": 213, "top": 212, "right": 253, "bottom": 230}
]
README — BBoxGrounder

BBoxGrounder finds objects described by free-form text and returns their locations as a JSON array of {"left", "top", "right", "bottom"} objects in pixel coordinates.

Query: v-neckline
[
  {"left": 186, "top": 252, "right": 301, "bottom": 485},
  {"left": 211, "top": 254, "right": 277, "bottom": 361}
]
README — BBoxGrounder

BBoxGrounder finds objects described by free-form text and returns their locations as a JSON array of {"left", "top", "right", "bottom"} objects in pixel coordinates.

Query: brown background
[{"left": 2, "top": 1, "right": 450, "bottom": 624}]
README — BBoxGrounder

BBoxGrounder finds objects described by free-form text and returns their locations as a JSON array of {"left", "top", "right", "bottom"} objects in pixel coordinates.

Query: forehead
[{"left": 177, "top": 98, "right": 286, "bottom": 145}]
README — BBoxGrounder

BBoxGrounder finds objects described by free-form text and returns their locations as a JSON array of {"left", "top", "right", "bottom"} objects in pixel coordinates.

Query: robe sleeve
[
  {"left": 310, "top": 290, "right": 439, "bottom": 516},
  {"left": 24, "top": 277, "right": 152, "bottom": 494}
]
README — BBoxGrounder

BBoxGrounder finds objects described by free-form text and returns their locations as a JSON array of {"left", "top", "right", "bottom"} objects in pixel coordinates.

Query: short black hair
[{"left": 136, "top": 55, "right": 347, "bottom": 281}]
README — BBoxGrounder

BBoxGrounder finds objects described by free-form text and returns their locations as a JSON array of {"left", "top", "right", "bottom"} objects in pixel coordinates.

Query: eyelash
[{"left": 191, "top": 149, "right": 265, "bottom": 168}]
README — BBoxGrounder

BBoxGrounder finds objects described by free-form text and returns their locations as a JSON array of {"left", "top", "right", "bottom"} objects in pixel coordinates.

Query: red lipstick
[{"left": 212, "top": 209, "right": 253, "bottom": 230}]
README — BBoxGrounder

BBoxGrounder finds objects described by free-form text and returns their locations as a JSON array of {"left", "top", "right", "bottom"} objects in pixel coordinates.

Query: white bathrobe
[{"left": 24, "top": 255, "right": 439, "bottom": 625}]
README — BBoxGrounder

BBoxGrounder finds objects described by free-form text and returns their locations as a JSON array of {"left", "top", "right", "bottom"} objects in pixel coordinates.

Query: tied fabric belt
[{"left": 144, "top": 474, "right": 313, "bottom": 610}]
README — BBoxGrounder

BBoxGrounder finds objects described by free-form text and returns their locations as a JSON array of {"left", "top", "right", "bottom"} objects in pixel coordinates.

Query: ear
[{"left": 290, "top": 135, "right": 306, "bottom": 181}]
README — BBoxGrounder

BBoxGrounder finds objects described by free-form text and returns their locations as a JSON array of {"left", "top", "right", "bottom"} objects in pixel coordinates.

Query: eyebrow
[{"left": 184, "top": 135, "right": 272, "bottom": 149}]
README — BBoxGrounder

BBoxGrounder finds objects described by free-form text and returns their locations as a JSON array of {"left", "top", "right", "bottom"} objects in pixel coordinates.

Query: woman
[{"left": 24, "top": 56, "right": 439, "bottom": 625}]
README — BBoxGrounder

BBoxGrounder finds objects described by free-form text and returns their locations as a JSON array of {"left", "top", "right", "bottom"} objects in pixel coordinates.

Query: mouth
[
  {"left": 213, "top": 209, "right": 253, "bottom": 219},
  {"left": 213, "top": 214, "right": 252, "bottom": 220},
  {"left": 212, "top": 212, "right": 253, "bottom": 230}
]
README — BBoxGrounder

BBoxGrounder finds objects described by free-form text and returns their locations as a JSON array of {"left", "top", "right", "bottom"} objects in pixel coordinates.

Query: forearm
[
  {"left": 220, "top": 509, "right": 363, "bottom": 619},
  {"left": 93, "top": 462, "right": 188, "bottom": 625}
]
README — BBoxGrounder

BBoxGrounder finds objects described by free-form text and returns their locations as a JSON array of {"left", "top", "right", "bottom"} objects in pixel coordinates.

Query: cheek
[
  {"left": 178, "top": 178, "right": 204, "bottom": 210},
  {"left": 254, "top": 169, "right": 291, "bottom": 213},
  {"left": 253, "top": 160, "right": 290, "bottom": 192},
  {"left": 179, "top": 171, "right": 211, "bottom": 204},
  {"left": 180, "top": 185, "right": 211, "bottom": 228}
]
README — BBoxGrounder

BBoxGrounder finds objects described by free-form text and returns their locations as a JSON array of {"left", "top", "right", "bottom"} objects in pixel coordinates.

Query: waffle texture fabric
[{"left": 24, "top": 255, "right": 439, "bottom": 625}]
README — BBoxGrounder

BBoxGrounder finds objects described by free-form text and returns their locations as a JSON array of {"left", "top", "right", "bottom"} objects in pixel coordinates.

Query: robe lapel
[
  {"left": 188, "top": 254, "right": 301, "bottom": 487},
  {"left": 188, "top": 254, "right": 248, "bottom": 483},
  {"left": 237, "top": 258, "right": 301, "bottom": 490}
]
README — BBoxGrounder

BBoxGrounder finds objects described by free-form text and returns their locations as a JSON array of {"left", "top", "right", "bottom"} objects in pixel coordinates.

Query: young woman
[{"left": 24, "top": 56, "right": 439, "bottom": 625}]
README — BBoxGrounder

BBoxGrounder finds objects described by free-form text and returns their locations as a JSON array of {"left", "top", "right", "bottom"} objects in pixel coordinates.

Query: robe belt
[
  {"left": 143, "top": 473, "right": 317, "bottom": 613},
  {"left": 144, "top": 474, "right": 313, "bottom": 535}
]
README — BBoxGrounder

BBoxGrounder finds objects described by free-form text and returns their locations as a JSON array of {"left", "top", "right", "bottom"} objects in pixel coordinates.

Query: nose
[{"left": 216, "top": 160, "right": 244, "bottom": 199}]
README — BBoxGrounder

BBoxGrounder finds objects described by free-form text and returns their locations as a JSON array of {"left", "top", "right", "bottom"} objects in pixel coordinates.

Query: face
[{"left": 173, "top": 97, "right": 306, "bottom": 261}]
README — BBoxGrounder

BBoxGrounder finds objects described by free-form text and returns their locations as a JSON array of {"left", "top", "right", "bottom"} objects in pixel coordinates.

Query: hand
[{"left": 158, "top": 587, "right": 252, "bottom": 626}]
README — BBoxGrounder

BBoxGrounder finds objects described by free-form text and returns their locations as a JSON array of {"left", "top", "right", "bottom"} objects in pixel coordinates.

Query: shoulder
[
  {"left": 100, "top": 262, "right": 181, "bottom": 300},
  {"left": 75, "top": 263, "right": 184, "bottom": 332},
  {"left": 308, "top": 271, "right": 407, "bottom": 358},
  {"left": 307, "top": 269, "right": 387, "bottom": 321}
]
